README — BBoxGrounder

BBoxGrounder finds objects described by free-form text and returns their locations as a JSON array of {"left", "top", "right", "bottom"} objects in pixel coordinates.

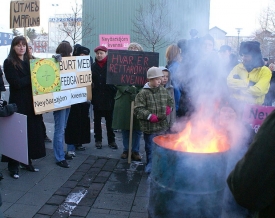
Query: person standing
[
  {"left": 134, "top": 67, "right": 174, "bottom": 173},
  {"left": 112, "top": 42, "right": 143, "bottom": 160},
  {"left": 2, "top": 36, "right": 46, "bottom": 178},
  {"left": 65, "top": 46, "right": 91, "bottom": 156},
  {"left": 0, "top": 65, "right": 6, "bottom": 98},
  {"left": 53, "top": 42, "right": 73, "bottom": 168},
  {"left": 91, "top": 45, "right": 117, "bottom": 149}
]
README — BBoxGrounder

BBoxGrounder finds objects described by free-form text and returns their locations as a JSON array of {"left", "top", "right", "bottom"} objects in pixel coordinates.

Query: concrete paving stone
[
  {"left": 86, "top": 167, "right": 101, "bottom": 175},
  {"left": 68, "top": 171, "right": 86, "bottom": 182},
  {"left": 1, "top": 189, "right": 25, "bottom": 203},
  {"left": 97, "top": 170, "right": 112, "bottom": 178},
  {"left": 33, "top": 214, "right": 51, "bottom": 218},
  {"left": 129, "top": 211, "right": 149, "bottom": 218},
  {"left": 86, "top": 212, "right": 129, "bottom": 218},
  {"left": 77, "top": 196, "right": 96, "bottom": 206},
  {"left": 54, "top": 187, "right": 72, "bottom": 196},
  {"left": 17, "top": 192, "right": 52, "bottom": 206},
  {"left": 88, "top": 183, "right": 104, "bottom": 194},
  {"left": 3, "top": 203, "right": 41, "bottom": 218},
  {"left": 136, "top": 176, "right": 150, "bottom": 197},
  {"left": 77, "top": 176, "right": 92, "bottom": 188},
  {"left": 51, "top": 211, "right": 70, "bottom": 218},
  {"left": 71, "top": 205, "right": 90, "bottom": 216},
  {"left": 108, "top": 170, "right": 142, "bottom": 188},
  {"left": 132, "top": 196, "right": 149, "bottom": 213},
  {"left": 37, "top": 204, "right": 59, "bottom": 215},
  {"left": 82, "top": 159, "right": 96, "bottom": 166},
  {"left": 46, "top": 195, "right": 67, "bottom": 205},
  {"left": 100, "top": 181, "right": 137, "bottom": 196},
  {"left": 28, "top": 176, "right": 68, "bottom": 193},
  {"left": 92, "top": 193, "right": 134, "bottom": 211},
  {"left": 76, "top": 163, "right": 92, "bottom": 172},
  {"left": 62, "top": 180, "right": 78, "bottom": 189},
  {"left": 0, "top": 201, "right": 12, "bottom": 212},
  {"left": 93, "top": 176, "right": 109, "bottom": 183},
  {"left": 92, "top": 158, "right": 108, "bottom": 168}
]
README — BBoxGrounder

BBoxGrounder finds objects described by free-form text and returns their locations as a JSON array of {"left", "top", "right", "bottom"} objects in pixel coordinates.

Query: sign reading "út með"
[{"left": 10, "top": 0, "right": 40, "bottom": 28}]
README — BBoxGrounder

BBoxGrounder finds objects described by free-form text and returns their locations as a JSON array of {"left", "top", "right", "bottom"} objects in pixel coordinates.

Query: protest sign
[
  {"left": 99, "top": 34, "right": 130, "bottom": 50},
  {"left": 106, "top": 50, "right": 159, "bottom": 86},
  {"left": 242, "top": 104, "right": 275, "bottom": 133},
  {"left": 0, "top": 113, "right": 28, "bottom": 165},
  {"left": 10, "top": 0, "right": 40, "bottom": 28},
  {"left": 30, "top": 56, "right": 92, "bottom": 114}
]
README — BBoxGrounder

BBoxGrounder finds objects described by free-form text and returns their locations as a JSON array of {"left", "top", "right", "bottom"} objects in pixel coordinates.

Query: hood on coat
[{"left": 159, "top": 66, "right": 173, "bottom": 89}]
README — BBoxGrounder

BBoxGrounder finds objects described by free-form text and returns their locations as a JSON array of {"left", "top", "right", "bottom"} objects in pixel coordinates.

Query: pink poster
[
  {"left": 99, "top": 34, "right": 130, "bottom": 50},
  {"left": 0, "top": 113, "right": 28, "bottom": 164},
  {"left": 242, "top": 104, "right": 275, "bottom": 132}
]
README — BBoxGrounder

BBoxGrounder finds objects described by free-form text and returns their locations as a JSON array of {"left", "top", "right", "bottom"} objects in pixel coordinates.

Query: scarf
[{"left": 96, "top": 56, "right": 108, "bottom": 68}]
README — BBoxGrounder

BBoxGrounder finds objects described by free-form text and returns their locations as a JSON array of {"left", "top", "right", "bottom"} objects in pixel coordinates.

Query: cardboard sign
[
  {"left": 30, "top": 56, "right": 92, "bottom": 114},
  {"left": 10, "top": 0, "right": 40, "bottom": 28},
  {"left": 99, "top": 34, "right": 130, "bottom": 50},
  {"left": 106, "top": 50, "right": 159, "bottom": 86},
  {"left": 242, "top": 104, "right": 275, "bottom": 133},
  {"left": 0, "top": 113, "right": 28, "bottom": 165}
]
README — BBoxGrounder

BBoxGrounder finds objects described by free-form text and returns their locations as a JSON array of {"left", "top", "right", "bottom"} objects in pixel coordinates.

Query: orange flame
[{"left": 154, "top": 118, "right": 229, "bottom": 153}]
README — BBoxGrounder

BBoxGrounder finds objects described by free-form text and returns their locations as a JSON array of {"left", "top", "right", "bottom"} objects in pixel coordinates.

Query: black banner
[{"left": 106, "top": 50, "right": 159, "bottom": 86}]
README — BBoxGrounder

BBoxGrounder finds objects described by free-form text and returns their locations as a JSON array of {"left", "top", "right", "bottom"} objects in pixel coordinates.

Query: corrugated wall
[{"left": 82, "top": 0, "right": 210, "bottom": 65}]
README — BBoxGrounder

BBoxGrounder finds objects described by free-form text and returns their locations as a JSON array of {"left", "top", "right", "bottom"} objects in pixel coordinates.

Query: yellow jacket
[{"left": 227, "top": 63, "right": 271, "bottom": 105}]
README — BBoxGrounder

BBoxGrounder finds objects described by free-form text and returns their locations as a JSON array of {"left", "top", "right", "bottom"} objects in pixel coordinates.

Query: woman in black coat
[
  {"left": 2, "top": 36, "right": 46, "bottom": 179},
  {"left": 65, "top": 46, "right": 91, "bottom": 154}
]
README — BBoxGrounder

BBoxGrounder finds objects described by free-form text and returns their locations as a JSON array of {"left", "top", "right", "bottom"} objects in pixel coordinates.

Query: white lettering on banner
[
  {"left": 76, "top": 56, "right": 90, "bottom": 71},
  {"left": 70, "top": 87, "right": 87, "bottom": 105},
  {"left": 60, "top": 72, "right": 92, "bottom": 90},
  {"left": 53, "top": 90, "right": 71, "bottom": 108}
]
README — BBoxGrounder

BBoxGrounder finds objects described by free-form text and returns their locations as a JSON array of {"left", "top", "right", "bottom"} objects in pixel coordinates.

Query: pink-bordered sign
[{"left": 99, "top": 34, "right": 130, "bottom": 50}]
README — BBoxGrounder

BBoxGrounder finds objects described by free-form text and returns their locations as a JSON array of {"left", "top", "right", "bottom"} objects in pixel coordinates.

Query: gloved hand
[
  {"left": 166, "top": 106, "right": 171, "bottom": 115},
  {"left": 52, "top": 54, "right": 62, "bottom": 62},
  {"left": 149, "top": 114, "right": 159, "bottom": 123}
]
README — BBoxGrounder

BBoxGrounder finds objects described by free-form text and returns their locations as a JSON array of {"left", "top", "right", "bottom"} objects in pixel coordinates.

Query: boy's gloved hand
[
  {"left": 166, "top": 106, "right": 171, "bottom": 115},
  {"left": 149, "top": 114, "right": 159, "bottom": 123}
]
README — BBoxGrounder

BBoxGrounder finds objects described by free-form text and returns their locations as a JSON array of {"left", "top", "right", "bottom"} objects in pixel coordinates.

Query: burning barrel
[{"left": 148, "top": 121, "right": 230, "bottom": 218}]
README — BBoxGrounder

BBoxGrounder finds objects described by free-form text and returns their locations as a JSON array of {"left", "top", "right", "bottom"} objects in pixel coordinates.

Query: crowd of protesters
[{"left": 1, "top": 29, "right": 275, "bottom": 217}]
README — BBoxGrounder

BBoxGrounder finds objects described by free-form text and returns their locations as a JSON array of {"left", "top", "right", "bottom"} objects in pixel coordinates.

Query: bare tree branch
[{"left": 132, "top": 0, "right": 179, "bottom": 52}]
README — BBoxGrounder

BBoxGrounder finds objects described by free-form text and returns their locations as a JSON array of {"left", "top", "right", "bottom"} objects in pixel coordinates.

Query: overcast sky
[{"left": 0, "top": 0, "right": 272, "bottom": 36}]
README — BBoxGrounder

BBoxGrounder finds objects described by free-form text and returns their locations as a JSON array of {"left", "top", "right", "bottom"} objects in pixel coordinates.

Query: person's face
[
  {"left": 28, "top": 46, "right": 33, "bottom": 55},
  {"left": 203, "top": 39, "right": 214, "bottom": 53},
  {"left": 95, "top": 50, "right": 107, "bottom": 61},
  {"left": 219, "top": 50, "right": 230, "bottom": 60},
  {"left": 149, "top": 77, "right": 162, "bottom": 88},
  {"left": 14, "top": 41, "right": 26, "bottom": 57},
  {"left": 242, "top": 54, "right": 253, "bottom": 66},
  {"left": 128, "top": 46, "right": 139, "bottom": 51},
  {"left": 161, "top": 71, "right": 169, "bottom": 85}
]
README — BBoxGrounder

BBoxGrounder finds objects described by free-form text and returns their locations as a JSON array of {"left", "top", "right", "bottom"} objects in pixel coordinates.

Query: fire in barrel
[{"left": 148, "top": 118, "right": 230, "bottom": 218}]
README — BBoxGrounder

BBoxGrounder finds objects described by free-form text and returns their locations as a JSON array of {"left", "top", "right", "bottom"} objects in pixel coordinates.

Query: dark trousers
[{"left": 93, "top": 110, "right": 115, "bottom": 143}]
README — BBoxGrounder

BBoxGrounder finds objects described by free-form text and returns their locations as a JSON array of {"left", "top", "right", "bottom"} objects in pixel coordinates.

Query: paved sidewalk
[{"left": 0, "top": 122, "right": 149, "bottom": 218}]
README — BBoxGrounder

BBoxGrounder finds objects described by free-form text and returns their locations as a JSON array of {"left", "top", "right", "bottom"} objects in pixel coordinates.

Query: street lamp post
[
  {"left": 235, "top": 28, "right": 242, "bottom": 53},
  {"left": 52, "top": 4, "right": 59, "bottom": 49}
]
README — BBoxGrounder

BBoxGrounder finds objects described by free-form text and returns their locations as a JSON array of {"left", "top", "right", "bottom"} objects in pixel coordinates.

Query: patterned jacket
[{"left": 134, "top": 82, "right": 174, "bottom": 134}]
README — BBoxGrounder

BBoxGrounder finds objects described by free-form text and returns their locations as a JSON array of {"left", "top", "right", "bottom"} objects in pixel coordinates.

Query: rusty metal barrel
[{"left": 148, "top": 135, "right": 229, "bottom": 218}]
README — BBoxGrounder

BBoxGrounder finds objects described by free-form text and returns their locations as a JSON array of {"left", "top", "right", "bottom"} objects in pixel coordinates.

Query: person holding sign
[
  {"left": 91, "top": 45, "right": 117, "bottom": 149},
  {"left": 53, "top": 42, "right": 73, "bottom": 168},
  {"left": 134, "top": 67, "right": 174, "bottom": 173},
  {"left": 112, "top": 43, "right": 143, "bottom": 161},
  {"left": 2, "top": 36, "right": 46, "bottom": 178}
]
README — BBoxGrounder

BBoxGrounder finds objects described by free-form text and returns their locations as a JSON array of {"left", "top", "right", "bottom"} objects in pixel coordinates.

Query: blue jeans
[
  {"left": 121, "top": 129, "right": 142, "bottom": 153},
  {"left": 53, "top": 108, "right": 70, "bottom": 162},
  {"left": 143, "top": 133, "right": 157, "bottom": 166}
]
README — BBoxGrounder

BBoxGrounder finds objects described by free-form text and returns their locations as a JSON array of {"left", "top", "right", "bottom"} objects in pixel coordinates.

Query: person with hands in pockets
[{"left": 134, "top": 67, "right": 174, "bottom": 174}]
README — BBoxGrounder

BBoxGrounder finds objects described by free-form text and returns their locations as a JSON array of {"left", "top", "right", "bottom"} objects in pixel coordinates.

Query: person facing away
[
  {"left": 65, "top": 46, "right": 91, "bottom": 157},
  {"left": 2, "top": 36, "right": 46, "bottom": 178},
  {"left": 159, "top": 66, "right": 176, "bottom": 130},
  {"left": 53, "top": 42, "right": 73, "bottom": 168},
  {"left": 263, "top": 63, "right": 275, "bottom": 106},
  {"left": 134, "top": 67, "right": 174, "bottom": 174},
  {"left": 91, "top": 45, "right": 117, "bottom": 149},
  {"left": 112, "top": 42, "right": 143, "bottom": 161},
  {"left": 227, "top": 109, "right": 275, "bottom": 218}
]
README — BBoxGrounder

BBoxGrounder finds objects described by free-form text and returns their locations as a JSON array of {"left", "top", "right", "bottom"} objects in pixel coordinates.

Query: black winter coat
[
  {"left": 65, "top": 102, "right": 91, "bottom": 145},
  {"left": 3, "top": 59, "right": 45, "bottom": 159},
  {"left": 91, "top": 60, "right": 117, "bottom": 111}
]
